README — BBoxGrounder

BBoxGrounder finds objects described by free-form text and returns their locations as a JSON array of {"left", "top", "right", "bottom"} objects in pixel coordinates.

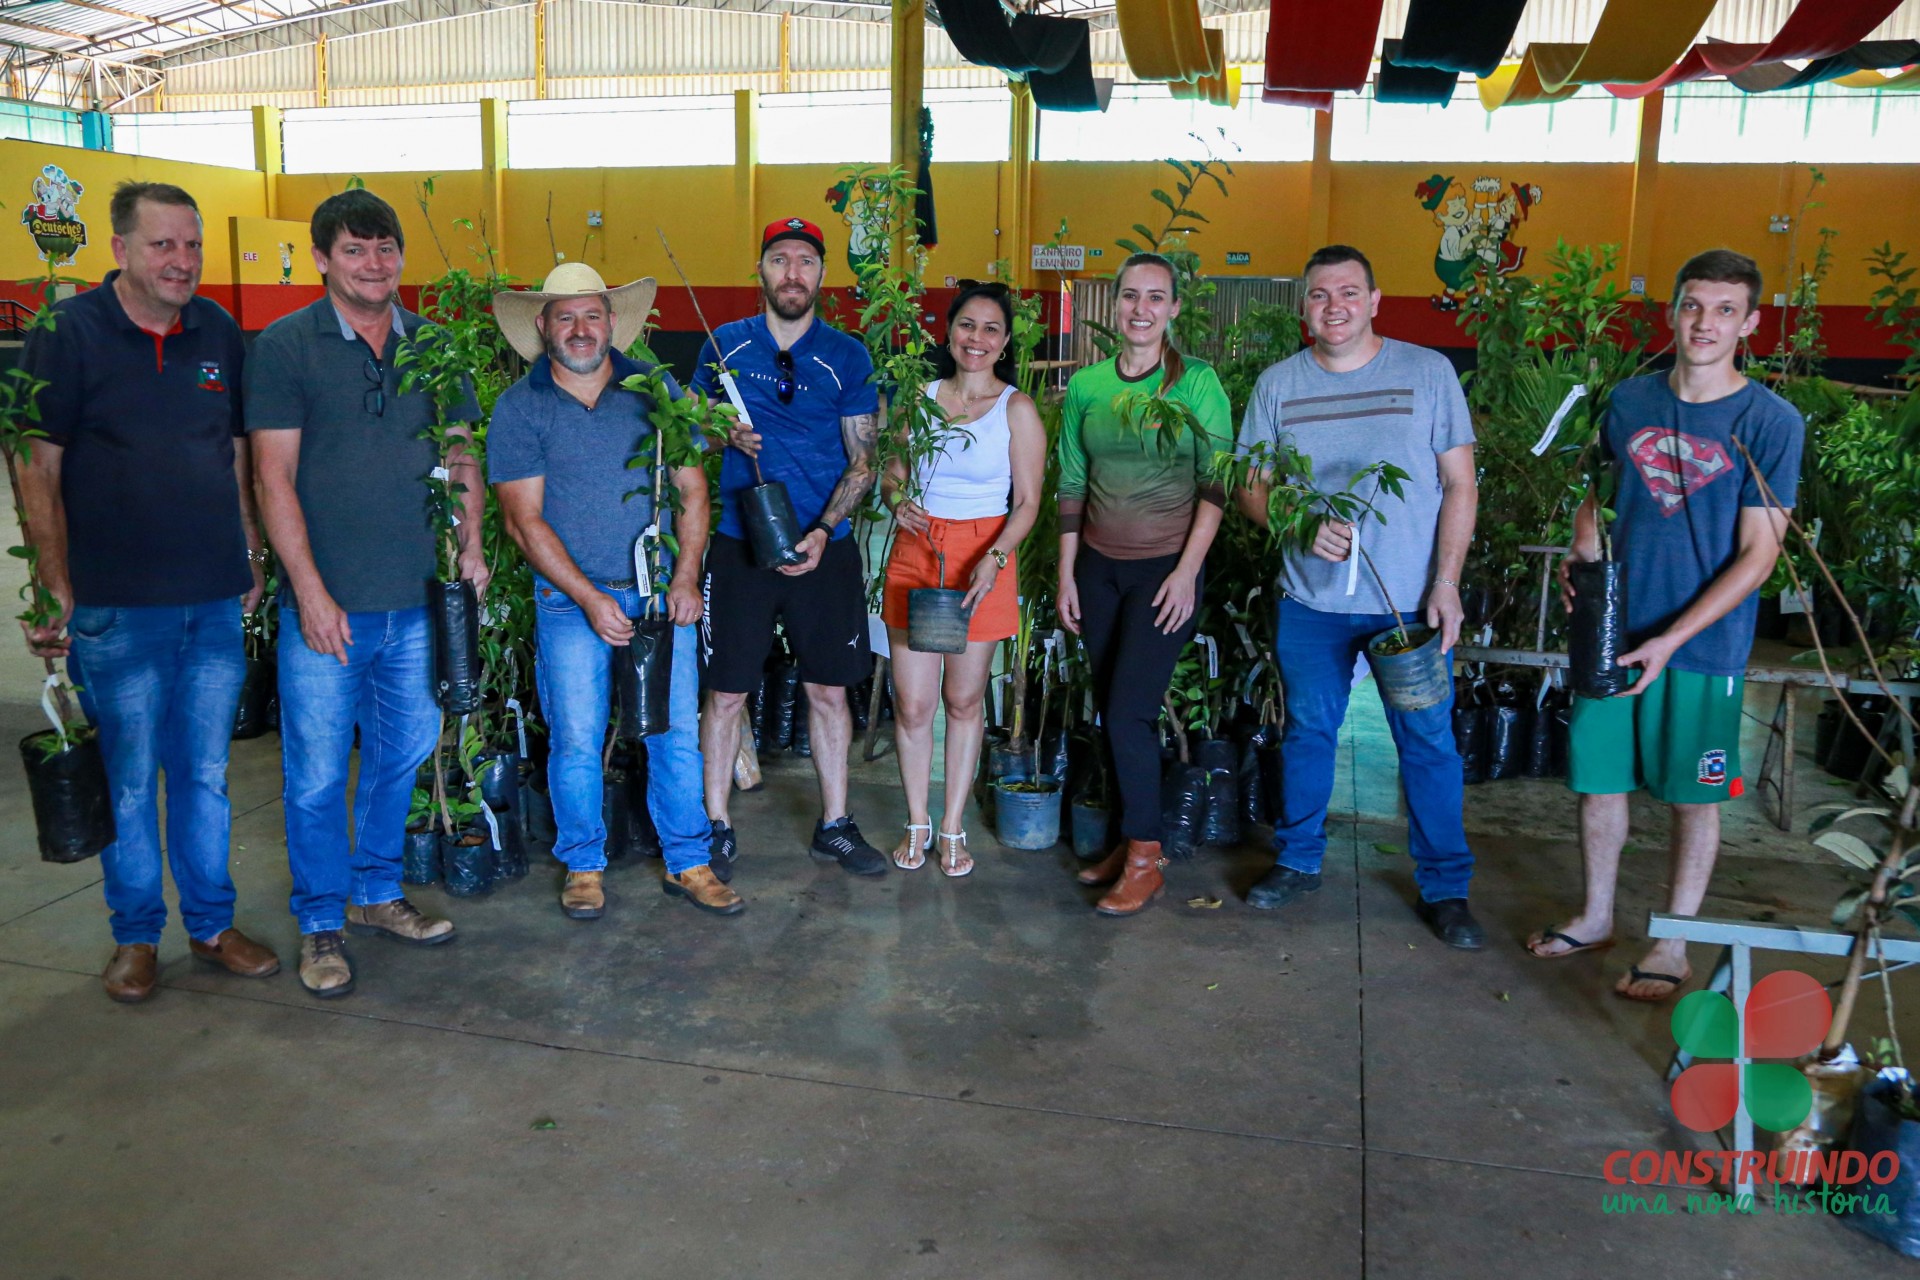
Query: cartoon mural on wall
[
  {"left": 1415, "top": 173, "right": 1542, "bottom": 311},
  {"left": 22, "top": 164, "right": 86, "bottom": 267},
  {"left": 278, "top": 242, "right": 294, "bottom": 285},
  {"left": 824, "top": 177, "right": 887, "bottom": 275}
]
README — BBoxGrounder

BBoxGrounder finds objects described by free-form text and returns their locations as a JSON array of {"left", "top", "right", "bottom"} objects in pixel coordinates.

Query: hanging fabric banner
[
  {"left": 1393, "top": 0, "right": 1528, "bottom": 77},
  {"left": 1731, "top": 39, "right": 1920, "bottom": 93},
  {"left": 1476, "top": 0, "right": 1719, "bottom": 110},
  {"left": 1028, "top": 22, "right": 1112, "bottom": 113},
  {"left": 1116, "top": 0, "right": 1213, "bottom": 83},
  {"left": 1605, "top": 0, "right": 1904, "bottom": 98},
  {"left": 1377, "top": 39, "right": 1459, "bottom": 106},
  {"left": 1263, "top": 0, "right": 1385, "bottom": 93}
]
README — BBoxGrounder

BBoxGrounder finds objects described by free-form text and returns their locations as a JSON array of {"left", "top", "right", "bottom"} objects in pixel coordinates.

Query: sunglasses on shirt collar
[{"left": 775, "top": 349, "right": 795, "bottom": 405}]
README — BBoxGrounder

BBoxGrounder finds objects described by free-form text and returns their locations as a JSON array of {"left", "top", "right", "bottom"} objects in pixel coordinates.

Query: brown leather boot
[
  {"left": 663, "top": 865, "right": 745, "bottom": 916},
  {"left": 560, "top": 870, "right": 606, "bottom": 920},
  {"left": 188, "top": 928, "right": 281, "bottom": 978},
  {"left": 1076, "top": 842, "right": 1128, "bottom": 887},
  {"left": 102, "top": 944, "right": 158, "bottom": 1003},
  {"left": 1095, "top": 841, "right": 1166, "bottom": 917}
]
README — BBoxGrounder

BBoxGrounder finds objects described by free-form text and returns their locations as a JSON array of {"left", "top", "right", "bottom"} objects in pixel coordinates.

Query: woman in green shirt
[{"left": 1057, "top": 252, "right": 1230, "bottom": 917}]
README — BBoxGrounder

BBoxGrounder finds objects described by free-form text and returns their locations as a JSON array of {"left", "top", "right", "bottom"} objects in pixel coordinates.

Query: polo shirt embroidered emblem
[{"left": 197, "top": 361, "right": 226, "bottom": 392}]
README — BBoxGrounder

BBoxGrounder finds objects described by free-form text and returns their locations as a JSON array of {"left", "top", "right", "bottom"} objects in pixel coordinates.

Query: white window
[
  {"left": 760, "top": 90, "right": 890, "bottom": 165},
  {"left": 927, "top": 87, "right": 1012, "bottom": 163},
  {"left": 507, "top": 96, "right": 735, "bottom": 169},
  {"left": 283, "top": 104, "right": 481, "bottom": 174},
  {"left": 1660, "top": 83, "right": 1920, "bottom": 164},
  {"left": 1037, "top": 84, "right": 1313, "bottom": 162},
  {"left": 1331, "top": 84, "right": 1638, "bottom": 163},
  {"left": 113, "top": 110, "right": 255, "bottom": 170}
]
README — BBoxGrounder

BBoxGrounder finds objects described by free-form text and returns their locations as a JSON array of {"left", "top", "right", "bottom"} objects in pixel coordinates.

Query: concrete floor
[{"left": 4, "top": 671, "right": 1919, "bottom": 1278}]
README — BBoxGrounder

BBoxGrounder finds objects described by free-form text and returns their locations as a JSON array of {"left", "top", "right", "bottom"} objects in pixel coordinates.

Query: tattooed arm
[{"left": 778, "top": 409, "right": 880, "bottom": 577}]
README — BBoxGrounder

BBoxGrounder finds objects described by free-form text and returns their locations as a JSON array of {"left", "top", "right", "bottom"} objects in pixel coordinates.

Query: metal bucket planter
[
  {"left": 741, "top": 481, "right": 807, "bottom": 569},
  {"left": 429, "top": 578, "right": 482, "bottom": 714},
  {"left": 20, "top": 729, "right": 113, "bottom": 864},
  {"left": 994, "top": 776, "right": 1062, "bottom": 850},
  {"left": 613, "top": 615, "right": 675, "bottom": 740},
  {"left": 1365, "top": 624, "right": 1451, "bottom": 713},
  {"left": 1567, "top": 560, "right": 1631, "bottom": 698}
]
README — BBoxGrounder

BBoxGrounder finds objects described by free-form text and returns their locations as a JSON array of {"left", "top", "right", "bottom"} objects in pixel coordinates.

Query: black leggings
[{"left": 1076, "top": 546, "right": 1201, "bottom": 842}]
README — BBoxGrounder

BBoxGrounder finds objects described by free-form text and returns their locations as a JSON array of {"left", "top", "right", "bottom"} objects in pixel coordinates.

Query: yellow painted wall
[
  {"left": 504, "top": 165, "right": 739, "bottom": 286},
  {"left": 1033, "top": 161, "right": 1314, "bottom": 279},
  {"left": 0, "top": 139, "right": 266, "bottom": 284},
  {"left": 274, "top": 170, "right": 492, "bottom": 283},
  {"left": 1650, "top": 163, "right": 1920, "bottom": 307}
]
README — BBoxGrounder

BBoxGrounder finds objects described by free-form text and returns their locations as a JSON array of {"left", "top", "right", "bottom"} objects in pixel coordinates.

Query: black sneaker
[
  {"left": 810, "top": 815, "right": 888, "bottom": 877},
  {"left": 1246, "top": 864, "right": 1321, "bottom": 911},
  {"left": 1415, "top": 897, "right": 1486, "bottom": 951},
  {"left": 709, "top": 821, "right": 737, "bottom": 885}
]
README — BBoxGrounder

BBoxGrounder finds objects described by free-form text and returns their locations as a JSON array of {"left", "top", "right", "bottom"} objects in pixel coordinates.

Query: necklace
[{"left": 943, "top": 379, "right": 1001, "bottom": 417}]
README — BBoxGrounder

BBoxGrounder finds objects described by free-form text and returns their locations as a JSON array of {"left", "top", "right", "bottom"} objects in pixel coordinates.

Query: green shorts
[{"left": 1566, "top": 668, "right": 1746, "bottom": 805}]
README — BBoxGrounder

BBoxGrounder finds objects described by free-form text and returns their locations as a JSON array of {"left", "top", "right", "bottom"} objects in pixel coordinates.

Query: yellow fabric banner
[{"left": 1477, "top": 0, "right": 1720, "bottom": 110}]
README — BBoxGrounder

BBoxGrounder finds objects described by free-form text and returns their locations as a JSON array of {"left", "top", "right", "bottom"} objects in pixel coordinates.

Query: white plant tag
[
  {"left": 1530, "top": 384, "right": 1587, "bottom": 456},
  {"left": 634, "top": 527, "right": 659, "bottom": 598},
  {"left": 718, "top": 371, "right": 755, "bottom": 428},
  {"left": 1234, "top": 621, "right": 1256, "bottom": 658},
  {"left": 1345, "top": 525, "right": 1361, "bottom": 597},
  {"left": 506, "top": 697, "right": 528, "bottom": 758},
  {"left": 430, "top": 465, "right": 450, "bottom": 481},
  {"left": 480, "top": 803, "right": 502, "bottom": 852},
  {"left": 1201, "top": 634, "right": 1219, "bottom": 679}
]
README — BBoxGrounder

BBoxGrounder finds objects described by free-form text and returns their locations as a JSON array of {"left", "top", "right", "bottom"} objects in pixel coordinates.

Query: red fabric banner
[
  {"left": 1605, "top": 0, "right": 1903, "bottom": 98},
  {"left": 1264, "top": 0, "right": 1385, "bottom": 93}
]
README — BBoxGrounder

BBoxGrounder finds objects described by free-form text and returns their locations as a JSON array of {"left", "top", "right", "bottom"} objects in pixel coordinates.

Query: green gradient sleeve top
[{"left": 1057, "top": 356, "right": 1231, "bottom": 560}]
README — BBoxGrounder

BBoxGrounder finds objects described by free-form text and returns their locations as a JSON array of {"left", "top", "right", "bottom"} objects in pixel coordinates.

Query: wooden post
[{"left": 889, "top": 0, "right": 925, "bottom": 269}]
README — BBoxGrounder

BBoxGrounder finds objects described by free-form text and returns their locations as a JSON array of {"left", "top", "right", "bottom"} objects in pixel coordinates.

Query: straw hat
[{"left": 493, "top": 262, "right": 657, "bottom": 363}]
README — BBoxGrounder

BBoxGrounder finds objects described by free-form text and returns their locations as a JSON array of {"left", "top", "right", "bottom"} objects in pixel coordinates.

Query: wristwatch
[{"left": 989, "top": 548, "right": 1009, "bottom": 570}]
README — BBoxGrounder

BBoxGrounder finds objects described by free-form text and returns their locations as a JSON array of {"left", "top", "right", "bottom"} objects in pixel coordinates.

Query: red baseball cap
[{"left": 762, "top": 216, "right": 826, "bottom": 257}]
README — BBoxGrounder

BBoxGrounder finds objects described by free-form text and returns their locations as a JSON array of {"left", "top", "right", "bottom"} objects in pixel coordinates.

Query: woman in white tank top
[{"left": 878, "top": 284, "right": 1046, "bottom": 877}]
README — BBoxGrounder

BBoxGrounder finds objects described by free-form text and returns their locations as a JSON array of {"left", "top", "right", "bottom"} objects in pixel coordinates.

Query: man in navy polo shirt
[
  {"left": 490, "top": 263, "right": 741, "bottom": 921},
  {"left": 693, "top": 217, "right": 887, "bottom": 878},
  {"left": 20, "top": 180, "right": 280, "bottom": 1003}
]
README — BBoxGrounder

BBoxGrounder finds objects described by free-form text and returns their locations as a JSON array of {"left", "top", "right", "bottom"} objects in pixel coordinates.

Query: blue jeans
[
  {"left": 1271, "top": 597, "right": 1474, "bottom": 902},
  {"left": 534, "top": 578, "right": 709, "bottom": 875},
  {"left": 68, "top": 600, "right": 247, "bottom": 946},
  {"left": 278, "top": 601, "right": 439, "bottom": 934}
]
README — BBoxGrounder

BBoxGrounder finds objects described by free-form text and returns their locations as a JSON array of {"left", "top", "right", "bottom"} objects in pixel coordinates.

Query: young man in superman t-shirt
[{"left": 1527, "top": 249, "right": 1803, "bottom": 1003}]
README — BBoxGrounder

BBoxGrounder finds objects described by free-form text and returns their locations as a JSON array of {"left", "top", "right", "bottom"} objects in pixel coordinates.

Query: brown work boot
[
  {"left": 1095, "top": 840, "right": 1167, "bottom": 917},
  {"left": 346, "top": 897, "right": 456, "bottom": 946},
  {"left": 560, "top": 870, "right": 606, "bottom": 920},
  {"left": 663, "top": 864, "right": 745, "bottom": 916},
  {"left": 1076, "top": 842, "right": 1128, "bottom": 887},
  {"left": 102, "top": 943, "right": 158, "bottom": 1003},
  {"left": 298, "top": 930, "right": 354, "bottom": 999},
  {"left": 189, "top": 928, "right": 281, "bottom": 978}
]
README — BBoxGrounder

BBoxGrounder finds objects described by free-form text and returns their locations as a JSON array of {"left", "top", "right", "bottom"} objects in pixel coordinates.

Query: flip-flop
[
  {"left": 1615, "top": 966, "right": 1688, "bottom": 1003},
  {"left": 1525, "top": 925, "right": 1614, "bottom": 959}
]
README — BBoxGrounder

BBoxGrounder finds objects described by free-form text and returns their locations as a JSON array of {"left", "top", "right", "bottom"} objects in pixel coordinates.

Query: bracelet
[
  {"left": 1434, "top": 577, "right": 1459, "bottom": 589},
  {"left": 803, "top": 519, "right": 833, "bottom": 540}
]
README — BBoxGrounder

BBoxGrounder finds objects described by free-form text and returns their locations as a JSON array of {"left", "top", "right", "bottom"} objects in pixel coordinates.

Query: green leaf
[
  {"left": 1372, "top": 842, "right": 1405, "bottom": 856},
  {"left": 1833, "top": 889, "right": 1871, "bottom": 929},
  {"left": 1815, "top": 830, "right": 1885, "bottom": 871}
]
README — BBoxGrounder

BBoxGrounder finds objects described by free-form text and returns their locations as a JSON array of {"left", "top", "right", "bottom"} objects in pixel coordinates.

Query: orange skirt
[{"left": 881, "top": 514, "right": 1018, "bottom": 643}]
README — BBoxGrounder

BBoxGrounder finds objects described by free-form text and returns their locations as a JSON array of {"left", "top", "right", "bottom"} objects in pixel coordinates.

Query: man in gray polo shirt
[
  {"left": 489, "top": 264, "right": 739, "bottom": 921},
  {"left": 247, "top": 190, "right": 485, "bottom": 998},
  {"left": 1233, "top": 244, "right": 1483, "bottom": 950}
]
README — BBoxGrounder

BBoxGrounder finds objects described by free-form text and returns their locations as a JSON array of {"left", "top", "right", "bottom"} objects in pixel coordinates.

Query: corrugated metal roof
[{"left": 114, "top": 0, "right": 1920, "bottom": 113}]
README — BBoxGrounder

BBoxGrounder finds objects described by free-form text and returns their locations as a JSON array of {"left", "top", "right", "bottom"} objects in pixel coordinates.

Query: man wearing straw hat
[{"left": 491, "top": 263, "right": 741, "bottom": 920}]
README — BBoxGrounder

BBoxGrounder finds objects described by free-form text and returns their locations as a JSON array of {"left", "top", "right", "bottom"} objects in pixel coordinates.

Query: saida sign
[{"left": 21, "top": 164, "right": 86, "bottom": 267}]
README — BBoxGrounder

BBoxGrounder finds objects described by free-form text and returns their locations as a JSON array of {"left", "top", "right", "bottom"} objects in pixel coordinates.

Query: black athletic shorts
[{"left": 701, "top": 532, "right": 872, "bottom": 693}]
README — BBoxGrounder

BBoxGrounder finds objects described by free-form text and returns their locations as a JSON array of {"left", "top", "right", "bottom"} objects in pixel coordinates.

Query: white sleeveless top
[{"left": 917, "top": 381, "right": 1014, "bottom": 520}]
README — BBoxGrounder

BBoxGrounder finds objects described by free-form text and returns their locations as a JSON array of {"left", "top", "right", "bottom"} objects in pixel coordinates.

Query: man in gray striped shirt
[{"left": 1233, "top": 244, "right": 1483, "bottom": 949}]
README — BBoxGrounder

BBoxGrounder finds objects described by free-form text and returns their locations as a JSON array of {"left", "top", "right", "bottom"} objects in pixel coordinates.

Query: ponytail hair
[{"left": 1116, "top": 252, "right": 1185, "bottom": 395}]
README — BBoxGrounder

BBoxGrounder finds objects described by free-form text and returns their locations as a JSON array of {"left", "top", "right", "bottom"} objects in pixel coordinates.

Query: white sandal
[
  {"left": 892, "top": 823, "right": 931, "bottom": 871},
  {"left": 936, "top": 829, "right": 974, "bottom": 878}
]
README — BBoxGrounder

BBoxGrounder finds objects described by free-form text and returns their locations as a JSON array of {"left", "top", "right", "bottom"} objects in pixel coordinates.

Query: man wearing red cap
[{"left": 694, "top": 217, "right": 887, "bottom": 878}]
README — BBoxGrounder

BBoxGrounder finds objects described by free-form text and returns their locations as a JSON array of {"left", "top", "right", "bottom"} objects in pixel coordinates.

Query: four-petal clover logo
[{"left": 1669, "top": 970, "right": 1831, "bottom": 1133}]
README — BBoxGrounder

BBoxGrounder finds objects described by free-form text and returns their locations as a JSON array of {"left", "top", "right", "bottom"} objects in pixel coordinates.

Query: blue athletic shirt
[
  {"left": 1601, "top": 373, "right": 1803, "bottom": 677},
  {"left": 691, "top": 314, "right": 879, "bottom": 542}
]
